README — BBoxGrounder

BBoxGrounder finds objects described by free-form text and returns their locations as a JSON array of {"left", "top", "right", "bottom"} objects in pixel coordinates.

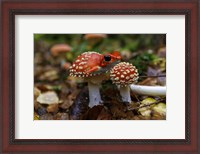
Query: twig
[{"left": 128, "top": 99, "right": 165, "bottom": 111}]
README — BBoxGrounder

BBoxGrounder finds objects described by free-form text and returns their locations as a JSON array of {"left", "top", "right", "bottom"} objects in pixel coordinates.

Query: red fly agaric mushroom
[
  {"left": 110, "top": 62, "right": 139, "bottom": 103},
  {"left": 69, "top": 51, "right": 121, "bottom": 108}
]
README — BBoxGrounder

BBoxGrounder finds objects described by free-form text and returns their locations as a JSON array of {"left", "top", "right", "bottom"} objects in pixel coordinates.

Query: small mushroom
[
  {"left": 84, "top": 34, "right": 107, "bottom": 47},
  {"left": 84, "top": 34, "right": 107, "bottom": 40},
  {"left": 110, "top": 62, "right": 139, "bottom": 103},
  {"left": 69, "top": 51, "right": 121, "bottom": 108},
  {"left": 50, "top": 44, "right": 72, "bottom": 57}
]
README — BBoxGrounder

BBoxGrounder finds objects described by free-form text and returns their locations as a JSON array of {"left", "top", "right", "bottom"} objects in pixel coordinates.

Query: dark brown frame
[{"left": 1, "top": 0, "right": 199, "bottom": 153}]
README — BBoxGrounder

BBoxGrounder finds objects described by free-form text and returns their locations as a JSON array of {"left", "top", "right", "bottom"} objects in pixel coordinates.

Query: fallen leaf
[
  {"left": 97, "top": 107, "right": 112, "bottom": 120},
  {"left": 152, "top": 102, "right": 166, "bottom": 116},
  {"left": 40, "top": 114, "right": 54, "bottom": 120},
  {"left": 37, "top": 91, "right": 60, "bottom": 105},
  {"left": 34, "top": 87, "right": 41, "bottom": 99},
  {"left": 82, "top": 105, "right": 104, "bottom": 120},
  {"left": 53, "top": 113, "right": 69, "bottom": 120},
  {"left": 47, "top": 104, "right": 59, "bottom": 113},
  {"left": 39, "top": 70, "right": 59, "bottom": 81},
  {"left": 70, "top": 87, "right": 89, "bottom": 120},
  {"left": 34, "top": 112, "right": 39, "bottom": 120},
  {"left": 138, "top": 97, "right": 156, "bottom": 117}
]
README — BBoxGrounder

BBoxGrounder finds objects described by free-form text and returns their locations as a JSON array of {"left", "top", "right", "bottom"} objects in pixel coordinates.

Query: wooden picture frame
[{"left": 1, "top": 0, "right": 199, "bottom": 153}]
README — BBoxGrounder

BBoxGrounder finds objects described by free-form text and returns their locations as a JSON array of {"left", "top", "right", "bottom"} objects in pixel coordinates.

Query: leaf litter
[{"left": 34, "top": 34, "right": 166, "bottom": 120}]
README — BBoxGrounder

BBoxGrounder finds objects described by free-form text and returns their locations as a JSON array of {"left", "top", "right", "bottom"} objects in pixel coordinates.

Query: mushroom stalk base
[
  {"left": 119, "top": 86, "right": 131, "bottom": 103},
  {"left": 88, "top": 82, "right": 102, "bottom": 108}
]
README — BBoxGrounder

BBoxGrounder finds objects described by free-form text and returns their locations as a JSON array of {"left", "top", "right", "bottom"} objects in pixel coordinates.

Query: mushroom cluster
[
  {"left": 110, "top": 62, "right": 139, "bottom": 103},
  {"left": 69, "top": 51, "right": 121, "bottom": 108}
]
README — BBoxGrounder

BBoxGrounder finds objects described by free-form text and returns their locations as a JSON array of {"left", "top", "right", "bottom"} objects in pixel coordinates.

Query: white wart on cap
[{"left": 110, "top": 62, "right": 139, "bottom": 86}]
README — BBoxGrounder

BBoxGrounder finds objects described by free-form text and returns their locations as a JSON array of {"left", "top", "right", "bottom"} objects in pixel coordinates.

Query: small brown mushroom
[
  {"left": 50, "top": 44, "right": 72, "bottom": 57},
  {"left": 84, "top": 34, "right": 107, "bottom": 40}
]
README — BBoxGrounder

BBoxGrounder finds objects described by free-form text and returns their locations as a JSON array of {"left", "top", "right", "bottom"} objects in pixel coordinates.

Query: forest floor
[{"left": 34, "top": 34, "right": 166, "bottom": 120}]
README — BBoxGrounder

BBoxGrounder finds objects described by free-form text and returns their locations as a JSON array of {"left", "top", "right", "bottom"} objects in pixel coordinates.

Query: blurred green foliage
[
  {"left": 34, "top": 34, "right": 166, "bottom": 76},
  {"left": 130, "top": 52, "right": 159, "bottom": 75}
]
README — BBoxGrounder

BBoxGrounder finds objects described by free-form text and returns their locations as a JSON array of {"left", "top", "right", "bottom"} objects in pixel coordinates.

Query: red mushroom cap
[
  {"left": 110, "top": 62, "right": 139, "bottom": 86},
  {"left": 69, "top": 52, "right": 102, "bottom": 78}
]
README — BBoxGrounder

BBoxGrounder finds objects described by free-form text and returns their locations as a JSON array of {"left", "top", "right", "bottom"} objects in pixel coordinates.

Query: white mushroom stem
[
  {"left": 119, "top": 86, "right": 131, "bottom": 103},
  {"left": 130, "top": 85, "right": 166, "bottom": 96},
  {"left": 88, "top": 82, "right": 103, "bottom": 108}
]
